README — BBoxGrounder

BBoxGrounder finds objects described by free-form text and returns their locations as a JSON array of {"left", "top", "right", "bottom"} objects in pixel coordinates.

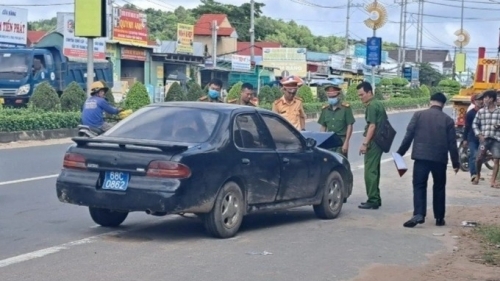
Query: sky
[{"left": 3, "top": 0, "right": 500, "bottom": 67}]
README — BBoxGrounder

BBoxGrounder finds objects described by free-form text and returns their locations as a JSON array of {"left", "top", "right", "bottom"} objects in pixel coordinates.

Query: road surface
[{"left": 1, "top": 107, "right": 470, "bottom": 281}]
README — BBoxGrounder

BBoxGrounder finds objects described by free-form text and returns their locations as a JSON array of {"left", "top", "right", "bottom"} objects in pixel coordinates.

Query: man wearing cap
[
  {"left": 396, "top": 92, "right": 459, "bottom": 228},
  {"left": 272, "top": 75, "right": 307, "bottom": 131},
  {"left": 81, "top": 81, "right": 123, "bottom": 132},
  {"left": 227, "top": 82, "right": 256, "bottom": 106},
  {"left": 462, "top": 93, "right": 484, "bottom": 184},
  {"left": 317, "top": 84, "right": 355, "bottom": 158}
]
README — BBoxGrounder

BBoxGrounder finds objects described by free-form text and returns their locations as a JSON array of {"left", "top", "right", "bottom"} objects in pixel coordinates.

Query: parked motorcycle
[
  {"left": 77, "top": 109, "right": 133, "bottom": 138},
  {"left": 456, "top": 128, "right": 494, "bottom": 172}
]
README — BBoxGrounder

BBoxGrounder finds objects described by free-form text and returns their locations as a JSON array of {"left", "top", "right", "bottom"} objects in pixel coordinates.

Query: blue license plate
[{"left": 102, "top": 171, "right": 130, "bottom": 191}]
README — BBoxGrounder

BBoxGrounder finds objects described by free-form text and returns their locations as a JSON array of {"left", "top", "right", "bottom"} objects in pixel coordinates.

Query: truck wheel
[
  {"left": 313, "top": 171, "right": 344, "bottom": 219},
  {"left": 203, "top": 182, "right": 244, "bottom": 239},
  {"left": 89, "top": 207, "right": 128, "bottom": 227}
]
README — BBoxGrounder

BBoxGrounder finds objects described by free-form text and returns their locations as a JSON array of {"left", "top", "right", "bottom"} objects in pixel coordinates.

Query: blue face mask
[
  {"left": 208, "top": 89, "right": 220, "bottom": 99},
  {"left": 328, "top": 97, "right": 339, "bottom": 106}
]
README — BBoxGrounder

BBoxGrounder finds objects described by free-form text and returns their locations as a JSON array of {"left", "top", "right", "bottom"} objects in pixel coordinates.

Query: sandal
[
  {"left": 490, "top": 182, "right": 500, "bottom": 189},
  {"left": 472, "top": 175, "right": 479, "bottom": 185}
]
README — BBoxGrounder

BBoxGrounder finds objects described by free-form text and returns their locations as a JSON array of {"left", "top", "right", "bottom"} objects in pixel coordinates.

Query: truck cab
[{"left": 0, "top": 46, "right": 113, "bottom": 107}]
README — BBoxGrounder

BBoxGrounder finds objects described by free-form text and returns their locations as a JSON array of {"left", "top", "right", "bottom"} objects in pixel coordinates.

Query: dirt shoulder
[{"left": 351, "top": 164, "right": 500, "bottom": 281}]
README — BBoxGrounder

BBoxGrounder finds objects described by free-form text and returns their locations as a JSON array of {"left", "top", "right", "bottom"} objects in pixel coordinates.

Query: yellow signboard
[
  {"left": 262, "top": 61, "right": 308, "bottom": 77},
  {"left": 74, "top": 0, "right": 106, "bottom": 37},
  {"left": 176, "top": 23, "right": 194, "bottom": 54}
]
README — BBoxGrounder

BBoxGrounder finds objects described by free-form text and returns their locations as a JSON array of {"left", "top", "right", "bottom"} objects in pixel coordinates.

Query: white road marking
[
  {"left": 0, "top": 174, "right": 59, "bottom": 186},
  {"left": 0, "top": 230, "right": 126, "bottom": 268}
]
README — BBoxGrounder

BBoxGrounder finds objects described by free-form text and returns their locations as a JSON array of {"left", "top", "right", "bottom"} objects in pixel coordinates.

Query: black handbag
[{"left": 373, "top": 117, "right": 396, "bottom": 153}]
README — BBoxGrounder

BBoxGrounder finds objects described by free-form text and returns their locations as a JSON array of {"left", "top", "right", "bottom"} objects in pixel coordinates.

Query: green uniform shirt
[
  {"left": 363, "top": 99, "right": 387, "bottom": 137},
  {"left": 317, "top": 103, "right": 355, "bottom": 136}
]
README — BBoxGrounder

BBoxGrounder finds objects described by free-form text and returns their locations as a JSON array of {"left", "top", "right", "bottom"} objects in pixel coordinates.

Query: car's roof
[{"left": 148, "top": 102, "right": 271, "bottom": 114}]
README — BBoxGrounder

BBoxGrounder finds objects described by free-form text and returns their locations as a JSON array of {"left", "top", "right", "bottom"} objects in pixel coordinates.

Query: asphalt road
[{"left": 0, "top": 107, "right": 456, "bottom": 281}]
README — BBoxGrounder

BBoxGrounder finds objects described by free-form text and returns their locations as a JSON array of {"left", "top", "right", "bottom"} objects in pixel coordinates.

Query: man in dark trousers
[
  {"left": 396, "top": 93, "right": 460, "bottom": 228},
  {"left": 462, "top": 93, "right": 484, "bottom": 184}
]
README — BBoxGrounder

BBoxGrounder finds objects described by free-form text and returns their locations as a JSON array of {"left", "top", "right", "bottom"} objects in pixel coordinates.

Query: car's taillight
[
  {"left": 63, "top": 153, "right": 86, "bottom": 170},
  {"left": 146, "top": 161, "right": 191, "bottom": 179}
]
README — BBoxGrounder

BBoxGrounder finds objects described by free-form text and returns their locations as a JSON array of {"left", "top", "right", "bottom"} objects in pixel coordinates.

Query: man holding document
[{"left": 396, "top": 92, "right": 460, "bottom": 228}]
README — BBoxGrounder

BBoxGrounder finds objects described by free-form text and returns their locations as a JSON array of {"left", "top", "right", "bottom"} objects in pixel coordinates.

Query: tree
[
  {"left": 186, "top": 81, "right": 204, "bottom": 101},
  {"left": 29, "top": 81, "right": 61, "bottom": 111},
  {"left": 258, "top": 85, "right": 274, "bottom": 104},
  {"left": 316, "top": 86, "right": 327, "bottom": 102},
  {"left": 271, "top": 86, "right": 282, "bottom": 100},
  {"left": 227, "top": 81, "right": 243, "bottom": 100},
  {"left": 165, "top": 82, "right": 185, "bottom": 101},
  {"left": 418, "top": 62, "right": 446, "bottom": 87},
  {"left": 60, "top": 82, "right": 86, "bottom": 111},
  {"left": 297, "top": 85, "right": 314, "bottom": 103},
  {"left": 124, "top": 82, "right": 151, "bottom": 110}
]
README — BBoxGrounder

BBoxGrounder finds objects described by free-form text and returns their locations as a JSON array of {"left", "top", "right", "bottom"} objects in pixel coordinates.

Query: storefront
[{"left": 120, "top": 46, "right": 147, "bottom": 83}]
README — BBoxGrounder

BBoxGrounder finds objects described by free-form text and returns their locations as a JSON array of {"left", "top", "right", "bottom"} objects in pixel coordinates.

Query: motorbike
[
  {"left": 77, "top": 109, "right": 133, "bottom": 138},
  {"left": 456, "top": 128, "right": 494, "bottom": 172}
]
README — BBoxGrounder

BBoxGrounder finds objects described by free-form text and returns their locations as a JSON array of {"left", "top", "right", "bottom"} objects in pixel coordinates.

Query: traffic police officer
[
  {"left": 272, "top": 75, "right": 307, "bottom": 131},
  {"left": 198, "top": 78, "right": 224, "bottom": 102},
  {"left": 227, "top": 82, "right": 257, "bottom": 106},
  {"left": 317, "top": 84, "right": 355, "bottom": 158}
]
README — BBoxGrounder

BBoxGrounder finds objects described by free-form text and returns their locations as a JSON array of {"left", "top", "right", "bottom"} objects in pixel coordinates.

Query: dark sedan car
[{"left": 56, "top": 102, "right": 353, "bottom": 238}]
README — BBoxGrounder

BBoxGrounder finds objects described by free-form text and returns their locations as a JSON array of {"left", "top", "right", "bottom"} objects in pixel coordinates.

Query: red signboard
[
  {"left": 112, "top": 8, "right": 148, "bottom": 46},
  {"left": 121, "top": 46, "right": 146, "bottom": 61}
]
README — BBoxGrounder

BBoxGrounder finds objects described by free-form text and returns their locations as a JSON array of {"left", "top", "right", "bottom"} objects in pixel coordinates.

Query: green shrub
[
  {"left": 0, "top": 110, "right": 80, "bottom": 132},
  {"left": 297, "top": 85, "right": 314, "bottom": 103},
  {"left": 60, "top": 82, "right": 86, "bottom": 112},
  {"left": 28, "top": 81, "right": 61, "bottom": 111},
  {"left": 186, "top": 81, "right": 204, "bottom": 101},
  {"left": 165, "top": 82, "right": 186, "bottom": 102},
  {"left": 317, "top": 86, "right": 327, "bottom": 102},
  {"left": 271, "top": 86, "right": 282, "bottom": 100},
  {"left": 258, "top": 85, "right": 274, "bottom": 104},
  {"left": 227, "top": 81, "right": 243, "bottom": 100},
  {"left": 345, "top": 84, "right": 358, "bottom": 101},
  {"left": 123, "top": 82, "right": 151, "bottom": 110},
  {"left": 420, "top": 85, "right": 431, "bottom": 96}
]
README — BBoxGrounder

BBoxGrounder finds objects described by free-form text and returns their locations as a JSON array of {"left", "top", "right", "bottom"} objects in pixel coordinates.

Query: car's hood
[{"left": 301, "top": 131, "right": 343, "bottom": 150}]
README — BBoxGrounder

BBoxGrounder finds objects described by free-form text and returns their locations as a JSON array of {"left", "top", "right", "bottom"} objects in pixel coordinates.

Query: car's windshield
[
  {"left": 0, "top": 52, "right": 30, "bottom": 79},
  {"left": 103, "top": 106, "right": 221, "bottom": 143}
]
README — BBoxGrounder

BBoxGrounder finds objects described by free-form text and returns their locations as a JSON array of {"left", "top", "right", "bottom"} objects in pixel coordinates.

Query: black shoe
[
  {"left": 436, "top": 219, "right": 445, "bottom": 226},
  {"left": 360, "top": 202, "right": 381, "bottom": 207},
  {"left": 403, "top": 215, "right": 425, "bottom": 228},
  {"left": 358, "top": 202, "right": 379, "bottom": 209}
]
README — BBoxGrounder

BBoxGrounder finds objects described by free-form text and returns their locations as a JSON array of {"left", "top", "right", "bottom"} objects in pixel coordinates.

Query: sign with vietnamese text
[
  {"left": 0, "top": 7, "right": 28, "bottom": 48},
  {"left": 121, "top": 46, "right": 146, "bottom": 61},
  {"left": 262, "top": 48, "right": 307, "bottom": 77},
  {"left": 366, "top": 37, "right": 382, "bottom": 66},
  {"left": 176, "top": 23, "right": 194, "bottom": 54},
  {"left": 112, "top": 8, "right": 148, "bottom": 46},
  {"left": 62, "top": 14, "right": 106, "bottom": 59},
  {"left": 231, "top": 55, "right": 251, "bottom": 71}
]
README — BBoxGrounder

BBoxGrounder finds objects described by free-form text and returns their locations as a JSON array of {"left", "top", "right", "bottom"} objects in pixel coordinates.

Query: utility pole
[
  {"left": 418, "top": 0, "right": 424, "bottom": 63},
  {"left": 397, "top": 0, "right": 404, "bottom": 76},
  {"left": 344, "top": 0, "right": 351, "bottom": 64},
  {"left": 250, "top": 0, "right": 255, "bottom": 63},
  {"left": 459, "top": 0, "right": 464, "bottom": 53},
  {"left": 415, "top": 0, "right": 422, "bottom": 63},
  {"left": 401, "top": 0, "right": 408, "bottom": 70},
  {"left": 371, "top": 0, "right": 377, "bottom": 91},
  {"left": 212, "top": 20, "right": 218, "bottom": 68}
]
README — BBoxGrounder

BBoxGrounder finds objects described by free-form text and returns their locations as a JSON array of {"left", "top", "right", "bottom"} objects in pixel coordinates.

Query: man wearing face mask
[
  {"left": 272, "top": 75, "right": 307, "bottom": 130},
  {"left": 317, "top": 84, "right": 355, "bottom": 158},
  {"left": 198, "top": 78, "right": 224, "bottom": 102}
]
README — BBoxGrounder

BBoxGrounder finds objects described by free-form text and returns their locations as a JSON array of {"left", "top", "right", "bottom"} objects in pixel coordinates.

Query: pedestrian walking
[
  {"left": 396, "top": 92, "right": 459, "bottom": 228},
  {"left": 198, "top": 78, "right": 224, "bottom": 103},
  {"left": 473, "top": 90, "right": 500, "bottom": 188},
  {"left": 462, "top": 93, "right": 484, "bottom": 184},
  {"left": 357, "top": 81, "right": 386, "bottom": 210},
  {"left": 317, "top": 84, "right": 355, "bottom": 158},
  {"left": 272, "top": 75, "right": 306, "bottom": 131}
]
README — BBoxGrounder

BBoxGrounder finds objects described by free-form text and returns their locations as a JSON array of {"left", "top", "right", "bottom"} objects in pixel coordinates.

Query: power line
[{"left": 425, "top": 0, "right": 500, "bottom": 10}]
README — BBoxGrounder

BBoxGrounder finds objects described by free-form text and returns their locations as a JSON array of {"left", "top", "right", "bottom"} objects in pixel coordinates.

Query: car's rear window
[{"left": 103, "top": 106, "right": 220, "bottom": 143}]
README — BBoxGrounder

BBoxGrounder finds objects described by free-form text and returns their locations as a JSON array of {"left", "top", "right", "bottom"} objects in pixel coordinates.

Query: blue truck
[{"left": 0, "top": 45, "right": 113, "bottom": 107}]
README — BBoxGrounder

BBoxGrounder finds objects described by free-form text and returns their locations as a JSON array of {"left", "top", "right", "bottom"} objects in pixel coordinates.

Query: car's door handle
[
  {"left": 241, "top": 158, "right": 250, "bottom": 165},
  {"left": 283, "top": 158, "right": 290, "bottom": 164}
]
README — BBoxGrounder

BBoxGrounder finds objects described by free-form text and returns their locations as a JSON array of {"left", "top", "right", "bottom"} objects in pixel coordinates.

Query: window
[
  {"left": 104, "top": 106, "right": 220, "bottom": 143},
  {"left": 233, "top": 114, "right": 270, "bottom": 149},
  {"left": 261, "top": 115, "right": 303, "bottom": 150}
]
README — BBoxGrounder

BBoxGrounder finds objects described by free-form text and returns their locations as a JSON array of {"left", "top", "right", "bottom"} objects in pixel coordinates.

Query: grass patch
[{"left": 474, "top": 224, "right": 500, "bottom": 266}]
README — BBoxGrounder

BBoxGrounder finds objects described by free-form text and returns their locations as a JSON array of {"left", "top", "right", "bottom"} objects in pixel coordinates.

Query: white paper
[{"left": 392, "top": 152, "right": 408, "bottom": 177}]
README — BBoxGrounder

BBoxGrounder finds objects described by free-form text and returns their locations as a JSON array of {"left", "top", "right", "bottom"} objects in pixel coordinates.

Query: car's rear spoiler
[
  {"left": 301, "top": 131, "right": 343, "bottom": 150},
  {"left": 71, "top": 136, "right": 190, "bottom": 152}
]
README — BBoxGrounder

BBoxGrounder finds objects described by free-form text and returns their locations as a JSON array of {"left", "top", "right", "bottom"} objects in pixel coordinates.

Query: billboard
[
  {"left": 176, "top": 23, "right": 194, "bottom": 54},
  {"left": 262, "top": 48, "right": 307, "bottom": 77},
  {"left": 74, "top": 0, "right": 106, "bottom": 37},
  {"left": 62, "top": 13, "right": 106, "bottom": 59},
  {"left": 0, "top": 7, "right": 28, "bottom": 48},
  {"left": 112, "top": 8, "right": 148, "bottom": 46}
]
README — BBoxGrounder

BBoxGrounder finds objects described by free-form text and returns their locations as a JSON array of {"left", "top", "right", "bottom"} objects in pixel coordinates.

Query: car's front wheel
[
  {"left": 89, "top": 207, "right": 128, "bottom": 227},
  {"left": 313, "top": 171, "right": 344, "bottom": 219},
  {"left": 203, "top": 181, "right": 244, "bottom": 238}
]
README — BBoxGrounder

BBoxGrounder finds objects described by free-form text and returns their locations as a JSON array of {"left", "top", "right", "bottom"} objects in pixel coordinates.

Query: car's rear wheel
[
  {"left": 203, "top": 181, "right": 244, "bottom": 239},
  {"left": 313, "top": 171, "right": 344, "bottom": 219},
  {"left": 89, "top": 207, "right": 128, "bottom": 227}
]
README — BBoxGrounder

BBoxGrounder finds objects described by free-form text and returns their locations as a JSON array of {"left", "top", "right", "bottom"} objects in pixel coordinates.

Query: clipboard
[{"left": 391, "top": 152, "right": 408, "bottom": 177}]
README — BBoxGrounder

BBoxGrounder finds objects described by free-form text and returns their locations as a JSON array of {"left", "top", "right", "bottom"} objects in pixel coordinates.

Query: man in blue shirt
[
  {"left": 81, "top": 81, "right": 122, "bottom": 132},
  {"left": 463, "top": 93, "right": 483, "bottom": 184}
]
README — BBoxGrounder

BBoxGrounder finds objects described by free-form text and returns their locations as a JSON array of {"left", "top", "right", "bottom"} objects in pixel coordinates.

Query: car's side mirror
[{"left": 305, "top": 137, "right": 317, "bottom": 148}]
